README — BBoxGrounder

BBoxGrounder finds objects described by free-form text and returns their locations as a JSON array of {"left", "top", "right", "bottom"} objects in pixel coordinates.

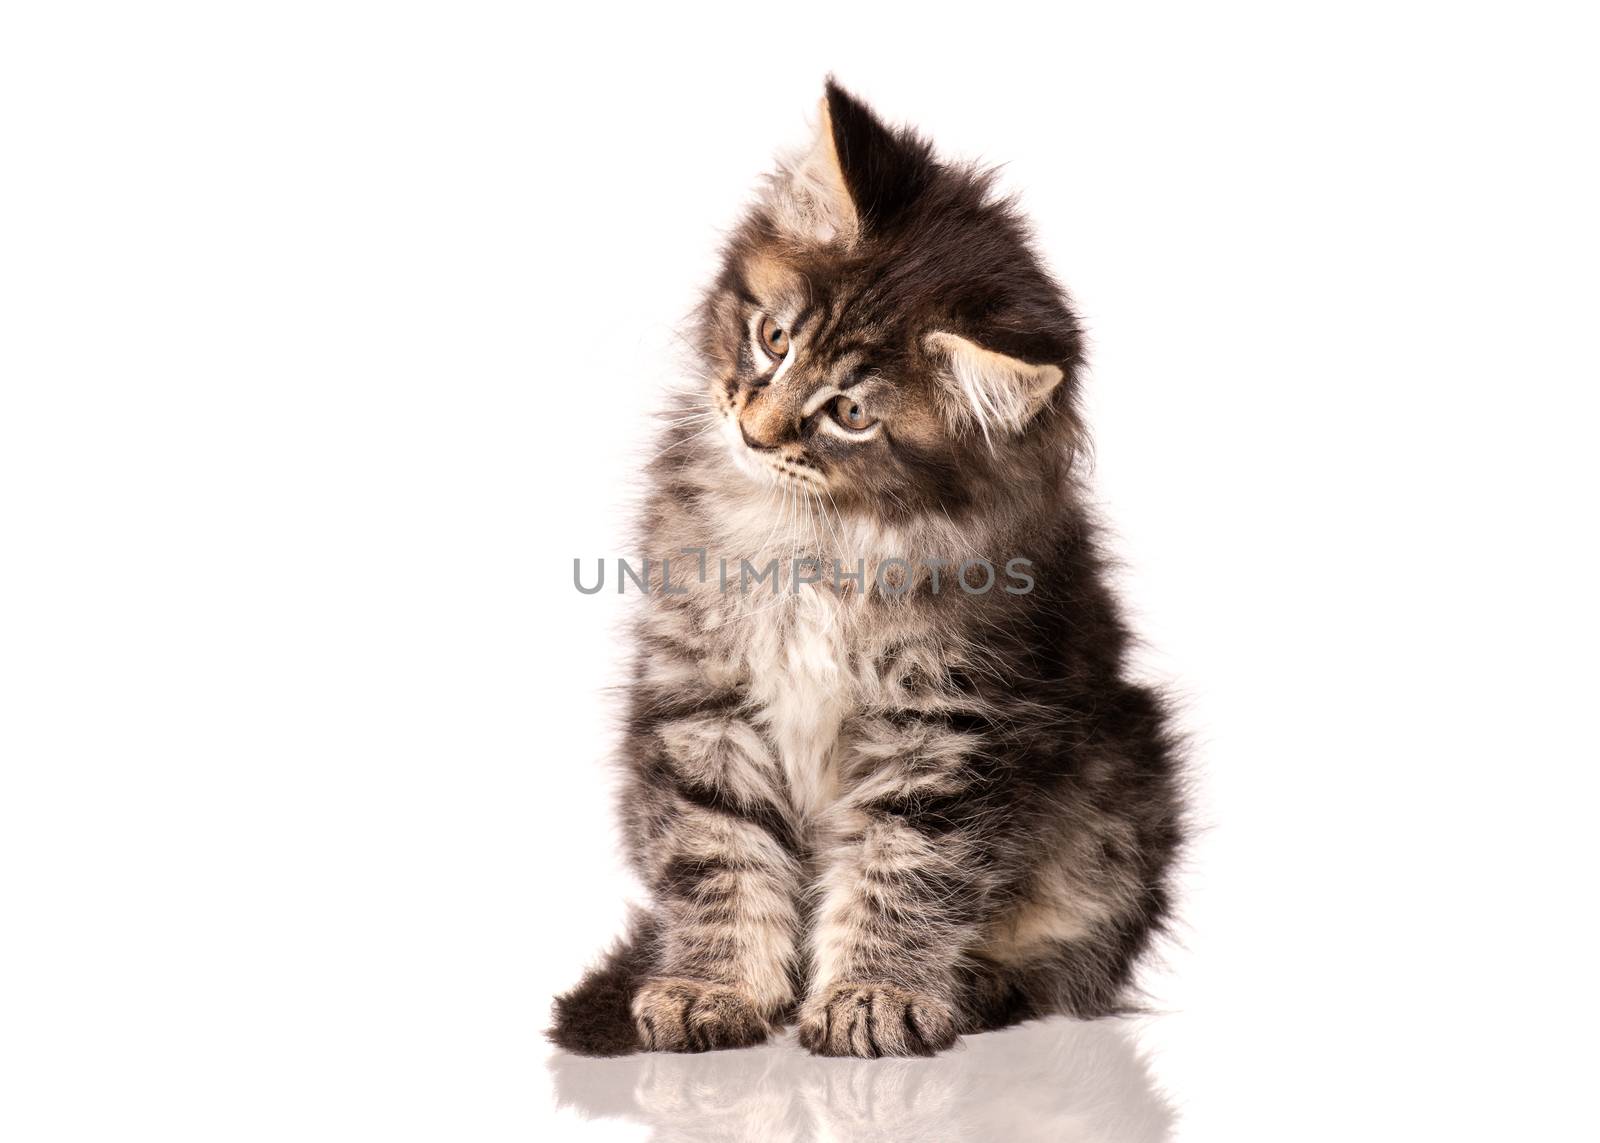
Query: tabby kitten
[{"left": 551, "top": 81, "right": 1183, "bottom": 1058}]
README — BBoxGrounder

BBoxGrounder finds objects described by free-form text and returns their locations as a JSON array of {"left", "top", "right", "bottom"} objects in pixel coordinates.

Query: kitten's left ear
[{"left": 924, "top": 331, "right": 1065, "bottom": 441}]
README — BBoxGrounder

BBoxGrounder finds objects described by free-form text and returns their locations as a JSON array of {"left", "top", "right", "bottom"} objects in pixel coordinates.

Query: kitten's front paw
[
  {"left": 633, "top": 978, "right": 772, "bottom": 1053},
  {"left": 797, "top": 983, "right": 957, "bottom": 1058}
]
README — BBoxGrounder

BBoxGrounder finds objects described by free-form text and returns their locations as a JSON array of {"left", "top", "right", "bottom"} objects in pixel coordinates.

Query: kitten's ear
[
  {"left": 770, "top": 79, "right": 933, "bottom": 243},
  {"left": 823, "top": 79, "right": 934, "bottom": 233},
  {"left": 770, "top": 91, "right": 859, "bottom": 244},
  {"left": 924, "top": 331, "right": 1065, "bottom": 441}
]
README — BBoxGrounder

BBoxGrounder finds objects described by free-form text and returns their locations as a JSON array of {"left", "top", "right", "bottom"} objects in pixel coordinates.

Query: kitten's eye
[
  {"left": 759, "top": 315, "right": 789, "bottom": 359},
  {"left": 830, "top": 395, "right": 876, "bottom": 432}
]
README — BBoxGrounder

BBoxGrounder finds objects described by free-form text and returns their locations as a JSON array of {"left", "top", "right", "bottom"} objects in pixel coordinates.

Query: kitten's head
[{"left": 695, "top": 80, "right": 1084, "bottom": 522}]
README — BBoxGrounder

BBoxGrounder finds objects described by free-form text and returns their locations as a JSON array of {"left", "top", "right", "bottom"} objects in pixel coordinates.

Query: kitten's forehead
[
  {"left": 738, "top": 247, "right": 908, "bottom": 352},
  {"left": 741, "top": 251, "right": 804, "bottom": 309}
]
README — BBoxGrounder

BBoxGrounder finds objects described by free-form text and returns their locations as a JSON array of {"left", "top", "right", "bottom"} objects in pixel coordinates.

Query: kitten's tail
[{"left": 548, "top": 909, "right": 658, "bottom": 1056}]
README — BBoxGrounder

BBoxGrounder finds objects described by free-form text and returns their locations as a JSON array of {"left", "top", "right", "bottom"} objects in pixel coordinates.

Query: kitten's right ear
[
  {"left": 768, "top": 79, "right": 933, "bottom": 244},
  {"left": 766, "top": 91, "right": 860, "bottom": 245},
  {"left": 822, "top": 79, "right": 934, "bottom": 234}
]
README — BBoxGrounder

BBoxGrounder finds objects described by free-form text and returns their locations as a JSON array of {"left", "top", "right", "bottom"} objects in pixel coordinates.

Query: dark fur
[{"left": 550, "top": 911, "right": 659, "bottom": 1057}]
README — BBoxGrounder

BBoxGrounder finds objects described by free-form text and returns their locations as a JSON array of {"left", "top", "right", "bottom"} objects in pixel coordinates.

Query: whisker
[{"left": 640, "top": 420, "right": 722, "bottom": 466}]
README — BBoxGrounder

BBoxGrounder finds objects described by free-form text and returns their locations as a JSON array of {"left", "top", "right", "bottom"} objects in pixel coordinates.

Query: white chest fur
[{"left": 743, "top": 587, "right": 852, "bottom": 820}]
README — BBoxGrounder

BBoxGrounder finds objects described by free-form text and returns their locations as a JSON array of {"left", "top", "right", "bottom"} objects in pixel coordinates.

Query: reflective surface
[{"left": 549, "top": 1018, "right": 1173, "bottom": 1142}]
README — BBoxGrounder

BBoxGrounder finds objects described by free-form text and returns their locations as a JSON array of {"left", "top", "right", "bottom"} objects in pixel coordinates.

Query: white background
[{"left": 3, "top": 2, "right": 1597, "bottom": 1139}]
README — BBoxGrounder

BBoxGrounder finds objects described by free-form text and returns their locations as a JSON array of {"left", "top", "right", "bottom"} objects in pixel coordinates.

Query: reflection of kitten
[
  {"left": 550, "top": 1020, "right": 1175, "bottom": 1142},
  {"left": 552, "top": 80, "right": 1184, "bottom": 1058}
]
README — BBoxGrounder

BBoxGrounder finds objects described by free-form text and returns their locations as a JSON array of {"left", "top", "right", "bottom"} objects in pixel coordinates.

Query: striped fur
[{"left": 550, "top": 80, "right": 1184, "bottom": 1058}]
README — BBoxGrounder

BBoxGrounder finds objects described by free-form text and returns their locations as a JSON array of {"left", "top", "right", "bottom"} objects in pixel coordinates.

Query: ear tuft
[
  {"left": 924, "top": 331, "right": 1065, "bottom": 443},
  {"left": 765, "top": 90, "right": 859, "bottom": 245}
]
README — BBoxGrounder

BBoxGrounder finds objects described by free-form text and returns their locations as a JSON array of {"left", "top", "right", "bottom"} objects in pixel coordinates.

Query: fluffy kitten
[{"left": 551, "top": 81, "right": 1183, "bottom": 1058}]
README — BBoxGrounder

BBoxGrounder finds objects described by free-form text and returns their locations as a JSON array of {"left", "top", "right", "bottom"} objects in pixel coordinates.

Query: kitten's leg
[
  {"left": 797, "top": 715, "right": 999, "bottom": 1058},
  {"left": 956, "top": 931, "right": 1144, "bottom": 1034},
  {"left": 629, "top": 712, "right": 804, "bottom": 1052}
]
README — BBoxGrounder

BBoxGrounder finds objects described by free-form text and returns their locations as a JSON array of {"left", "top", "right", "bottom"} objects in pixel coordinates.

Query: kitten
[{"left": 551, "top": 80, "right": 1183, "bottom": 1059}]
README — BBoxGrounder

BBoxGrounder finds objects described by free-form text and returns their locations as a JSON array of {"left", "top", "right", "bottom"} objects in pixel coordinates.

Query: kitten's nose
[
  {"left": 739, "top": 390, "right": 798, "bottom": 449},
  {"left": 739, "top": 423, "right": 776, "bottom": 451}
]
